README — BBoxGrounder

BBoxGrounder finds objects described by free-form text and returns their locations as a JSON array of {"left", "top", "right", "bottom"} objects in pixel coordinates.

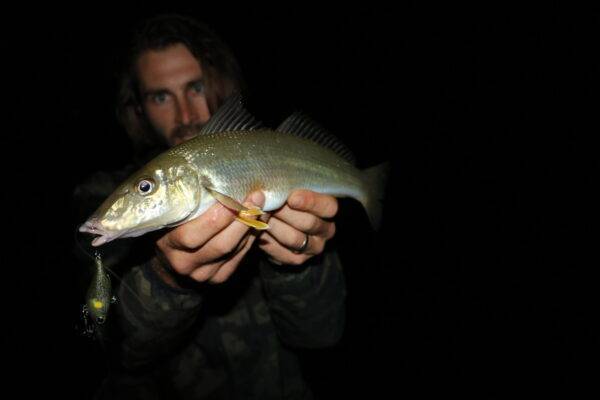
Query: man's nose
[{"left": 176, "top": 98, "right": 197, "bottom": 125}]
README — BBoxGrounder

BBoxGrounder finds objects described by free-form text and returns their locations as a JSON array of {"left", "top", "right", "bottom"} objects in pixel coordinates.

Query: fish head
[{"left": 80, "top": 156, "right": 201, "bottom": 246}]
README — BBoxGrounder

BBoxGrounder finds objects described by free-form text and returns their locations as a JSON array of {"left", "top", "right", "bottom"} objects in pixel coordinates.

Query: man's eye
[
  {"left": 152, "top": 93, "right": 168, "bottom": 104},
  {"left": 192, "top": 81, "right": 204, "bottom": 94}
]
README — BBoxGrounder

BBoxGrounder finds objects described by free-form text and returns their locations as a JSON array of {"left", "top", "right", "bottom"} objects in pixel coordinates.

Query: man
[{"left": 75, "top": 14, "right": 345, "bottom": 399}]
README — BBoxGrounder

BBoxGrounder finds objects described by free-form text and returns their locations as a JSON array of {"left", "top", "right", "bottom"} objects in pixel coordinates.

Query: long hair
[{"left": 116, "top": 14, "right": 245, "bottom": 159}]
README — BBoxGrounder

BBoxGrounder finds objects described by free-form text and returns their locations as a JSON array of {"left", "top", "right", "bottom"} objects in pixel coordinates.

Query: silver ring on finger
[{"left": 293, "top": 234, "right": 310, "bottom": 254}]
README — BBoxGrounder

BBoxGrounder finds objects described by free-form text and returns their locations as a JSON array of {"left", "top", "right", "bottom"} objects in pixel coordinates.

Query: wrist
[
  {"left": 151, "top": 253, "right": 199, "bottom": 291},
  {"left": 151, "top": 256, "right": 181, "bottom": 289}
]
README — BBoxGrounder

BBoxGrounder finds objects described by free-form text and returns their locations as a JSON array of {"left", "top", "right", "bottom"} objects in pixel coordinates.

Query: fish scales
[
  {"left": 80, "top": 98, "right": 387, "bottom": 246},
  {"left": 171, "top": 130, "right": 366, "bottom": 212}
]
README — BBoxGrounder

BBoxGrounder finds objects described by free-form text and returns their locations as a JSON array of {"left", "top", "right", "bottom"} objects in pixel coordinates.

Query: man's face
[{"left": 136, "top": 43, "right": 211, "bottom": 147}]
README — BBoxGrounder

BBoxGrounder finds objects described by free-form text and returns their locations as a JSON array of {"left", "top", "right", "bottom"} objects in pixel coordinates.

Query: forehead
[{"left": 135, "top": 43, "right": 203, "bottom": 90}]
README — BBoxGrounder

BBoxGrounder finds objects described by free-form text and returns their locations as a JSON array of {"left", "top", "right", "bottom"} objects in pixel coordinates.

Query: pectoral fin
[
  {"left": 236, "top": 216, "right": 269, "bottom": 230},
  {"left": 205, "top": 187, "right": 265, "bottom": 215},
  {"left": 239, "top": 207, "right": 264, "bottom": 217},
  {"left": 205, "top": 186, "right": 268, "bottom": 229}
]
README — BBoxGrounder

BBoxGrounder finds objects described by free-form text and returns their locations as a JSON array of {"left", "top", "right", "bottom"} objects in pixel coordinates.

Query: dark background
[{"left": 1, "top": 4, "right": 595, "bottom": 398}]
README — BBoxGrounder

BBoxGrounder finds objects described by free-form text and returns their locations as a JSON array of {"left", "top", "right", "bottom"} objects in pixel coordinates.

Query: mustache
[{"left": 172, "top": 123, "right": 205, "bottom": 141}]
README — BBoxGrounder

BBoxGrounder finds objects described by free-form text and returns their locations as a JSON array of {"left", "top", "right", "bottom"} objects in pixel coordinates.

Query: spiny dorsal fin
[
  {"left": 199, "top": 93, "right": 263, "bottom": 135},
  {"left": 276, "top": 112, "right": 356, "bottom": 165}
]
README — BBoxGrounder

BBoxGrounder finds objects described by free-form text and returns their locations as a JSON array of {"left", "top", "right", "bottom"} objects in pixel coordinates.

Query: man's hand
[
  {"left": 258, "top": 190, "right": 338, "bottom": 266},
  {"left": 154, "top": 191, "right": 265, "bottom": 286}
]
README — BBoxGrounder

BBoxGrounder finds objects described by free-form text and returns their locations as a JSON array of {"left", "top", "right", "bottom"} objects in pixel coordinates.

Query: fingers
[
  {"left": 163, "top": 191, "right": 266, "bottom": 252},
  {"left": 287, "top": 190, "right": 339, "bottom": 219},
  {"left": 157, "top": 191, "right": 265, "bottom": 278},
  {"left": 265, "top": 216, "right": 330, "bottom": 252},
  {"left": 188, "top": 232, "right": 253, "bottom": 282},
  {"left": 257, "top": 190, "right": 337, "bottom": 266},
  {"left": 165, "top": 222, "right": 250, "bottom": 276},
  {"left": 269, "top": 206, "right": 336, "bottom": 238},
  {"left": 205, "top": 233, "right": 258, "bottom": 284},
  {"left": 259, "top": 231, "right": 324, "bottom": 266},
  {"left": 162, "top": 203, "right": 236, "bottom": 251},
  {"left": 192, "top": 205, "right": 256, "bottom": 262},
  {"left": 258, "top": 217, "right": 331, "bottom": 265}
]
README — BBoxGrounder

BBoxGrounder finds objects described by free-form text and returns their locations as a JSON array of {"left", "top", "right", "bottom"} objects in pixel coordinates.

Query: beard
[{"left": 169, "top": 122, "right": 206, "bottom": 145}]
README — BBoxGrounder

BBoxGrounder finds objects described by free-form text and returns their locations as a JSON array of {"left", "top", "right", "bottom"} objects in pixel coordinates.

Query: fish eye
[
  {"left": 137, "top": 179, "right": 155, "bottom": 195},
  {"left": 96, "top": 316, "right": 105, "bottom": 325}
]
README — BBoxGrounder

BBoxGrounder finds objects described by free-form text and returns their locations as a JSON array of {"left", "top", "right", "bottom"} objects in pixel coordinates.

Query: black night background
[{"left": 1, "top": 4, "right": 595, "bottom": 398}]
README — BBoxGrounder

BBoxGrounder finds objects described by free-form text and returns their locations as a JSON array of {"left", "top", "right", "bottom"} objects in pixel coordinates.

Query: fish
[{"left": 79, "top": 95, "right": 388, "bottom": 246}]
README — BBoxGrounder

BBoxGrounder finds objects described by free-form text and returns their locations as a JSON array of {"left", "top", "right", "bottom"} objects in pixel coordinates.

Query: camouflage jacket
[{"left": 74, "top": 167, "right": 346, "bottom": 400}]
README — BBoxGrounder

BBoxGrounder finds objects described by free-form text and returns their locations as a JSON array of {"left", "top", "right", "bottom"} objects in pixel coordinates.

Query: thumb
[{"left": 244, "top": 191, "right": 265, "bottom": 208}]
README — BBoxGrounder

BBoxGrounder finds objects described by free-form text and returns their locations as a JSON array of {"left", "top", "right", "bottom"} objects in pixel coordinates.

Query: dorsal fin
[
  {"left": 199, "top": 93, "right": 263, "bottom": 135},
  {"left": 276, "top": 112, "right": 356, "bottom": 165}
]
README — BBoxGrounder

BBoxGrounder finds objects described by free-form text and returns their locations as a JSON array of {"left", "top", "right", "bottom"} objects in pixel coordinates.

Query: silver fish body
[
  {"left": 80, "top": 97, "right": 386, "bottom": 246},
  {"left": 176, "top": 129, "right": 367, "bottom": 215}
]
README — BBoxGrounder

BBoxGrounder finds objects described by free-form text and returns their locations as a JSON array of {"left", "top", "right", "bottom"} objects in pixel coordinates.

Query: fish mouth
[
  {"left": 79, "top": 218, "right": 160, "bottom": 246},
  {"left": 79, "top": 218, "right": 124, "bottom": 247}
]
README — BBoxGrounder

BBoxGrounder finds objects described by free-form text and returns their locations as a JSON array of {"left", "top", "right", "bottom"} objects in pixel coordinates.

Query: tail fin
[{"left": 361, "top": 162, "right": 390, "bottom": 230}]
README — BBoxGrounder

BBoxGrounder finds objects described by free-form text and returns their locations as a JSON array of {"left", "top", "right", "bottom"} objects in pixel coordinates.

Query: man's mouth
[
  {"left": 173, "top": 134, "right": 196, "bottom": 146},
  {"left": 172, "top": 123, "right": 204, "bottom": 144}
]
